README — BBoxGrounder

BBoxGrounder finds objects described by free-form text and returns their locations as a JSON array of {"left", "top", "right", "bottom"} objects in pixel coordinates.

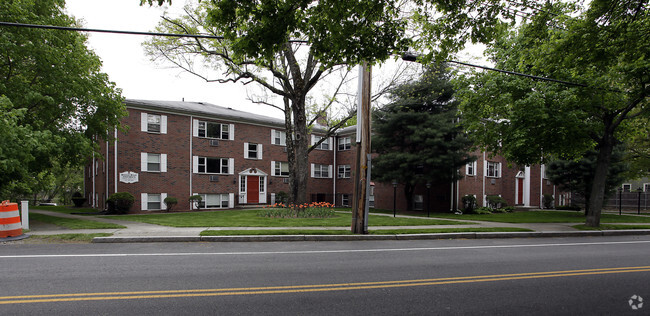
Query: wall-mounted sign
[{"left": 119, "top": 171, "right": 139, "bottom": 184}]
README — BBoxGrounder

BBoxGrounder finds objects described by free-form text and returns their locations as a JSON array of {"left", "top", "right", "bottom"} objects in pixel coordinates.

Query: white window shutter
[
  {"left": 141, "top": 193, "right": 148, "bottom": 211},
  {"left": 228, "top": 158, "right": 234, "bottom": 174},
  {"left": 244, "top": 143, "right": 249, "bottom": 159},
  {"left": 160, "top": 115, "right": 167, "bottom": 134},
  {"left": 228, "top": 193, "right": 235, "bottom": 208},
  {"left": 160, "top": 154, "right": 167, "bottom": 172},
  {"left": 271, "top": 129, "right": 275, "bottom": 144},
  {"left": 328, "top": 165, "right": 333, "bottom": 178},
  {"left": 329, "top": 137, "right": 333, "bottom": 150},
  {"left": 192, "top": 119, "right": 199, "bottom": 137},
  {"left": 311, "top": 135, "right": 316, "bottom": 145},
  {"left": 141, "top": 153, "right": 148, "bottom": 171},
  {"left": 281, "top": 132, "right": 286, "bottom": 146},
  {"left": 311, "top": 164, "right": 315, "bottom": 178},
  {"left": 229, "top": 124, "right": 235, "bottom": 140},
  {"left": 161, "top": 193, "right": 167, "bottom": 210},
  {"left": 192, "top": 156, "right": 199, "bottom": 173},
  {"left": 271, "top": 161, "right": 276, "bottom": 176},
  {"left": 258, "top": 144, "right": 263, "bottom": 160},
  {"left": 141, "top": 113, "right": 147, "bottom": 132}
]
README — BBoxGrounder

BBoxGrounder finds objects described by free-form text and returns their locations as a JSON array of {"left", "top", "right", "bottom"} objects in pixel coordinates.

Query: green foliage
[
  {"left": 189, "top": 195, "right": 203, "bottom": 210},
  {"left": 275, "top": 191, "right": 289, "bottom": 204},
  {"left": 163, "top": 197, "right": 178, "bottom": 212},
  {"left": 461, "top": 195, "right": 477, "bottom": 213},
  {"left": 542, "top": 194, "right": 554, "bottom": 209},
  {"left": 71, "top": 192, "right": 86, "bottom": 207},
  {"left": 486, "top": 195, "right": 508, "bottom": 209},
  {"left": 107, "top": 192, "right": 135, "bottom": 214},
  {"left": 0, "top": 0, "right": 125, "bottom": 198},
  {"left": 372, "top": 64, "right": 475, "bottom": 210},
  {"left": 557, "top": 205, "right": 581, "bottom": 212}
]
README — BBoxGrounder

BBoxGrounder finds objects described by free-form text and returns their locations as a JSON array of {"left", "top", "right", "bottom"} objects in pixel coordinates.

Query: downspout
[
  {"left": 114, "top": 127, "right": 118, "bottom": 193},
  {"left": 106, "top": 140, "right": 109, "bottom": 209},
  {"left": 482, "top": 152, "right": 486, "bottom": 207},
  {"left": 189, "top": 116, "right": 193, "bottom": 209},
  {"left": 92, "top": 152, "right": 96, "bottom": 208},
  {"left": 333, "top": 135, "right": 337, "bottom": 205},
  {"left": 540, "top": 165, "right": 544, "bottom": 208}
]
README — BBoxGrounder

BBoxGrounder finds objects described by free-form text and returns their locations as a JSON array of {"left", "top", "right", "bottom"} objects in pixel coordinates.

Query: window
[
  {"left": 312, "top": 164, "right": 331, "bottom": 178},
  {"left": 622, "top": 184, "right": 632, "bottom": 192},
  {"left": 272, "top": 161, "right": 289, "bottom": 177},
  {"left": 338, "top": 165, "right": 351, "bottom": 178},
  {"left": 198, "top": 157, "right": 229, "bottom": 174},
  {"left": 244, "top": 143, "right": 262, "bottom": 159},
  {"left": 313, "top": 135, "right": 330, "bottom": 150},
  {"left": 147, "top": 194, "right": 162, "bottom": 210},
  {"left": 338, "top": 137, "right": 351, "bottom": 151},
  {"left": 486, "top": 161, "right": 501, "bottom": 178},
  {"left": 141, "top": 113, "right": 167, "bottom": 134},
  {"left": 198, "top": 121, "right": 230, "bottom": 139},
  {"left": 141, "top": 153, "right": 167, "bottom": 172},
  {"left": 271, "top": 130, "right": 286, "bottom": 146},
  {"left": 466, "top": 161, "right": 476, "bottom": 176},
  {"left": 645, "top": 183, "right": 650, "bottom": 192},
  {"left": 198, "top": 194, "right": 230, "bottom": 208},
  {"left": 341, "top": 194, "right": 350, "bottom": 207}
]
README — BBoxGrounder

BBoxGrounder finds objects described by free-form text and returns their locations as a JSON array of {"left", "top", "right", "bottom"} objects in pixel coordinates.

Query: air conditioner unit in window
[
  {"left": 283, "top": 147, "right": 287, "bottom": 153},
  {"left": 283, "top": 178, "right": 289, "bottom": 184},
  {"left": 491, "top": 178, "right": 496, "bottom": 185},
  {"left": 210, "top": 139, "right": 219, "bottom": 146},
  {"left": 210, "top": 175, "right": 219, "bottom": 182}
]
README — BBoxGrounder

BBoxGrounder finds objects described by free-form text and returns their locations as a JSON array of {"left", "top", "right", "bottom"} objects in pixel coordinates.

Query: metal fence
[{"left": 604, "top": 191, "right": 649, "bottom": 212}]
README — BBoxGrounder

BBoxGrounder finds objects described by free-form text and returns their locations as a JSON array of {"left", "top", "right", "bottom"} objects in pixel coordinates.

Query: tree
[
  {"left": 0, "top": 0, "right": 125, "bottom": 198},
  {"left": 546, "top": 148, "right": 628, "bottom": 214},
  {"left": 458, "top": 0, "right": 649, "bottom": 226},
  {"left": 372, "top": 65, "right": 474, "bottom": 211}
]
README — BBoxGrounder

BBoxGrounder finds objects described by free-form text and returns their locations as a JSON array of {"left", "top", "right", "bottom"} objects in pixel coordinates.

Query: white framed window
[
  {"left": 338, "top": 165, "right": 351, "bottom": 178},
  {"left": 466, "top": 161, "right": 477, "bottom": 176},
  {"left": 196, "top": 157, "right": 232, "bottom": 174},
  {"left": 486, "top": 161, "right": 501, "bottom": 178},
  {"left": 622, "top": 184, "right": 632, "bottom": 192},
  {"left": 312, "top": 135, "right": 331, "bottom": 150},
  {"left": 141, "top": 113, "right": 167, "bottom": 134},
  {"left": 271, "top": 129, "right": 286, "bottom": 146},
  {"left": 311, "top": 164, "right": 332, "bottom": 178},
  {"left": 244, "top": 143, "right": 263, "bottom": 159},
  {"left": 141, "top": 193, "right": 167, "bottom": 211},
  {"left": 645, "top": 183, "right": 650, "bottom": 192},
  {"left": 272, "top": 161, "right": 289, "bottom": 177},
  {"left": 141, "top": 153, "right": 167, "bottom": 172},
  {"left": 193, "top": 120, "right": 234, "bottom": 140},
  {"left": 341, "top": 194, "right": 350, "bottom": 207},
  {"left": 197, "top": 193, "right": 231, "bottom": 208},
  {"left": 338, "top": 137, "right": 351, "bottom": 151}
]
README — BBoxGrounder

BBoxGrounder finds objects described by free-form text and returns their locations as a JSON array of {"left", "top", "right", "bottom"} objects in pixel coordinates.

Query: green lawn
[
  {"left": 104, "top": 209, "right": 472, "bottom": 227},
  {"left": 30, "top": 213, "right": 126, "bottom": 229},
  {"left": 200, "top": 227, "right": 533, "bottom": 236},
  {"left": 573, "top": 224, "right": 650, "bottom": 230},
  {"left": 27, "top": 233, "right": 113, "bottom": 243},
  {"left": 416, "top": 210, "right": 650, "bottom": 224}
]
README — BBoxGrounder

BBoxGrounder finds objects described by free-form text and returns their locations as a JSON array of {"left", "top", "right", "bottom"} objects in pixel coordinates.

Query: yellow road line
[{"left": 2, "top": 266, "right": 649, "bottom": 305}]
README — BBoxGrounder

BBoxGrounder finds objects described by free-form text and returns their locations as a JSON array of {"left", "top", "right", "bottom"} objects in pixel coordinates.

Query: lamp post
[
  {"left": 392, "top": 180, "right": 398, "bottom": 217},
  {"left": 618, "top": 187, "right": 622, "bottom": 216},
  {"left": 426, "top": 182, "right": 431, "bottom": 217},
  {"left": 638, "top": 187, "right": 643, "bottom": 215}
]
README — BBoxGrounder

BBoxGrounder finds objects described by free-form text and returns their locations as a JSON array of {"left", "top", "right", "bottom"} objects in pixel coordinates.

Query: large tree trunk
[
  {"left": 585, "top": 135, "right": 615, "bottom": 227},
  {"left": 288, "top": 95, "right": 309, "bottom": 206},
  {"left": 404, "top": 184, "right": 415, "bottom": 212}
]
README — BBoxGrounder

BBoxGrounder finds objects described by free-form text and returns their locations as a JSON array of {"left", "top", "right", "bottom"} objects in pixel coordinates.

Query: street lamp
[
  {"left": 637, "top": 187, "right": 643, "bottom": 215},
  {"left": 426, "top": 182, "right": 431, "bottom": 217},
  {"left": 392, "top": 179, "right": 398, "bottom": 217}
]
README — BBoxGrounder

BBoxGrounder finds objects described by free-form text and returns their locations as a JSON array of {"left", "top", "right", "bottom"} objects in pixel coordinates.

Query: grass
[
  {"left": 104, "top": 209, "right": 472, "bottom": 227},
  {"left": 32, "top": 205, "right": 100, "bottom": 214},
  {"left": 573, "top": 224, "right": 650, "bottom": 230},
  {"left": 405, "top": 210, "right": 650, "bottom": 224},
  {"left": 200, "top": 227, "right": 533, "bottom": 236},
  {"left": 30, "top": 213, "right": 126, "bottom": 229},
  {"left": 27, "top": 233, "right": 112, "bottom": 243}
]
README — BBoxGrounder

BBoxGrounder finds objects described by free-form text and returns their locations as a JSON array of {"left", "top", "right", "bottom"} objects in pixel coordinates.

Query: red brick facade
[{"left": 86, "top": 99, "right": 569, "bottom": 212}]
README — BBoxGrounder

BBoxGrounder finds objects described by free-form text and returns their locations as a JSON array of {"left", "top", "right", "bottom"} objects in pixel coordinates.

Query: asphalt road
[{"left": 2, "top": 236, "right": 649, "bottom": 315}]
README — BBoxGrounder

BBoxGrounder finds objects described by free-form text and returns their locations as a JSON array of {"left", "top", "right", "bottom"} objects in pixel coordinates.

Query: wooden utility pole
[{"left": 351, "top": 62, "right": 371, "bottom": 234}]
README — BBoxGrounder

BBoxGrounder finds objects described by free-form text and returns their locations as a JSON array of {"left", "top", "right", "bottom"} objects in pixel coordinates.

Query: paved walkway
[{"left": 20, "top": 209, "right": 645, "bottom": 238}]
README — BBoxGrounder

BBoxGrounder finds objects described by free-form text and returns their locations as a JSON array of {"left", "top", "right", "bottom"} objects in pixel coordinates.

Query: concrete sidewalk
[{"left": 16, "top": 209, "right": 650, "bottom": 243}]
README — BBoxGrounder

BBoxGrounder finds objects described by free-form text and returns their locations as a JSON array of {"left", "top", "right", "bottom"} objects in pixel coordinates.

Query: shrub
[
  {"left": 71, "top": 192, "right": 86, "bottom": 207},
  {"left": 107, "top": 192, "right": 135, "bottom": 214},
  {"left": 189, "top": 195, "right": 203, "bottom": 210},
  {"left": 474, "top": 207, "right": 493, "bottom": 214},
  {"left": 259, "top": 202, "right": 336, "bottom": 218},
  {"left": 276, "top": 191, "right": 289, "bottom": 204},
  {"left": 542, "top": 194, "right": 554, "bottom": 209},
  {"left": 164, "top": 197, "right": 178, "bottom": 212},
  {"left": 461, "top": 195, "right": 477, "bottom": 213},
  {"left": 486, "top": 195, "right": 508, "bottom": 209}
]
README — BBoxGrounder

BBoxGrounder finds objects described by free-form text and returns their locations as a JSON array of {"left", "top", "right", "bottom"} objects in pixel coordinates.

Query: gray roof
[{"left": 125, "top": 99, "right": 286, "bottom": 127}]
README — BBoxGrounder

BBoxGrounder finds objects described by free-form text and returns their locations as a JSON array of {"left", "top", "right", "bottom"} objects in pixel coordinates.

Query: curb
[{"left": 91, "top": 229, "right": 650, "bottom": 243}]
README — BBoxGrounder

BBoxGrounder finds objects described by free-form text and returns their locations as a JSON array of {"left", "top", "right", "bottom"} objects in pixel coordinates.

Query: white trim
[
  {"left": 228, "top": 158, "right": 235, "bottom": 174},
  {"left": 311, "top": 163, "right": 315, "bottom": 178},
  {"left": 244, "top": 142, "right": 249, "bottom": 159},
  {"left": 141, "top": 113, "right": 147, "bottom": 132},
  {"left": 271, "top": 161, "right": 276, "bottom": 176},
  {"left": 160, "top": 154, "right": 167, "bottom": 173},
  {"left": 228, "top": 193, "right": 235, "bottom": 208},
  {"left": 141, "top": 152, "right": 148, "bottom": 172},
  {"left": 229, "top": 124, "right": 235, "bottom": 140},
  {"left": 192, "top": 119, "right": 199, "bottom": 137},
  {"left": 161, "top": 193, "right": 168, "bottom": 210},
  {"left": 160, "top": 115, "right": 167, "bottom": 134},
  {"left": 259, "top": 144, "right": 263, "bottom": 160},
  {"left": 193, "top": 156, "right": 199, "bottom": 173},
  {"left": 141, "top": 193, "right": 147, "bottom": 211}
]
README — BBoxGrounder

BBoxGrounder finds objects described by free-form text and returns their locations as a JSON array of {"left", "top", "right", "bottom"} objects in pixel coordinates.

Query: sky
[{"left": 64, "top": 0, "right": 282, "bottom": 118}]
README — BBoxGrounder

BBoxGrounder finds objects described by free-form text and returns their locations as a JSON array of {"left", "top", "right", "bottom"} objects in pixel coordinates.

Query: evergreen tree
[{"left": 372, "top": 65, "right": 474, "bottom": 211}]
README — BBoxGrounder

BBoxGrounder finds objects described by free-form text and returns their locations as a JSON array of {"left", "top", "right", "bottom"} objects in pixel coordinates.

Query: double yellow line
[{"left": 2, "top": 266, "right": 649, "bottom": 305}]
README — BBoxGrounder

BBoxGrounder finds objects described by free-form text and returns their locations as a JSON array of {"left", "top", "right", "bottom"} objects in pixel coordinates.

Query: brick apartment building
[{"left": 85, "top": 99, "right": 569, "bottom": 212}]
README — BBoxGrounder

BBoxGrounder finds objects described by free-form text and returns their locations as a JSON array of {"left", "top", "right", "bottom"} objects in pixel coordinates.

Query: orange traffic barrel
[{"left": 0, "top": 200, "right": 22, "bottom": 238}]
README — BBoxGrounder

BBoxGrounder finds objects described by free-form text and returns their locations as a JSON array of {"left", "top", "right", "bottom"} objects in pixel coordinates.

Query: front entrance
[
  {"left": 247, "top": 176, "right": 260, "bottom": 204},
  {"left": 517, "top": 178, "right": 524, "bottom": 205},
  {"left": 238, "top": 168, "right": 267, "bottom": 204}
]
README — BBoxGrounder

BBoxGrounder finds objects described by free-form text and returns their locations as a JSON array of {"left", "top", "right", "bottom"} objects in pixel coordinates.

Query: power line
[{"left": 0, "top": 21, "right": 309, "bottom": 43}]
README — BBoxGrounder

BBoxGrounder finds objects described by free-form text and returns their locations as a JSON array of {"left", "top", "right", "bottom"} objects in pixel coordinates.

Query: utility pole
[{"left": 351, "top": 62, "right": 371, "bottom": 234}]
